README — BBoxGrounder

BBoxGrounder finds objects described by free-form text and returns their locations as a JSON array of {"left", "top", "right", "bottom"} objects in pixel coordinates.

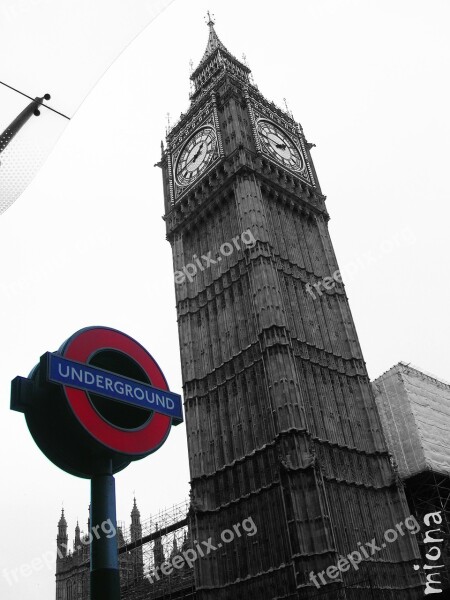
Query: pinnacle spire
[
  {"left": 131, "top": 497, "right": 141, "bottom": 526},
  {"left": 174, "top": 14, "right": 253, "bottom": 108},
  {"left": 131, "top": 496, "right": 140, "bottom": 515},
  {"left": 58, "top": 508, "right": 67, "bottom": 527},
  {"left": 74, "top": 520, "right": 81, "bottom": 549},
  {"left": 197, "top": 12, "right": 229, "bottom": 67}
]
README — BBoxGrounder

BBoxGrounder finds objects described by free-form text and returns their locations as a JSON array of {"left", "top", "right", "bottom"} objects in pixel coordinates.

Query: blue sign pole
[
  {"left": 11, "top": 327, "right": 183, "bottom": 600},
  {"left": 90, "top": 459, "right": 120, "bottom": 600}
]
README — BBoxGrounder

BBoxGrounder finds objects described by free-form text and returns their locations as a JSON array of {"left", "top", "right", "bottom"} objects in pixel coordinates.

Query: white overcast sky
[{"left": 0, "top": 1, "right": 449, "bottom": 598}]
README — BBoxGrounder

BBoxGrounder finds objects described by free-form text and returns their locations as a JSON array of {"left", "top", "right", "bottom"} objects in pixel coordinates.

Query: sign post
[
  {"left": 90, "top": 460, "right": 120, "bottom": 600},
  {"left": 11, "top": 326, "right": 183, "bottom": 600}
]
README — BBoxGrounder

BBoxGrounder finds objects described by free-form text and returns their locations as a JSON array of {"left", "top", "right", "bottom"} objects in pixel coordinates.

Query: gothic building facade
[
  {"left": 158, "top": 17, "right": 422, "bottom": 599},
  {"left": 55, "top": 501, "right": 145, "bottom": 600},
  {"left": 54, "top": 500, "right": 195, "bottom": 600}
]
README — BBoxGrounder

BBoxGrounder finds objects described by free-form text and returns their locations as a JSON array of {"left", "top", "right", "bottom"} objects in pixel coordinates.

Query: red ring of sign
[{"left": 62, "top": 327, "right": 172, "bottom": 455}]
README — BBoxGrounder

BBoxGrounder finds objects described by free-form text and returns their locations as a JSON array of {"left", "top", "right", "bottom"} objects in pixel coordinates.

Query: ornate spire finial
[
  {"left": 195, "top": 12, "right": 228, "bottom": 69},
  {"left": 283, "top": 98, "right": 294, "bottom": 119},
  {"left": 189, "top": 59, "right": 195, "bottom": 96},
  {"left": 190, "top": 12, "right": 251, "bottom": 94},
  {"left": 131, "top": 496, "right": 140, "bottom": 518},
  {"left": 58, "top": 507, "right": 67, "bottom": 528}
]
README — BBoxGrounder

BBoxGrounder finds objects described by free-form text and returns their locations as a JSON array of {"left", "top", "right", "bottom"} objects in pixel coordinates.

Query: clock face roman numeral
[{"left": 175, "top": 126, "right": 216, "bottom": 187}]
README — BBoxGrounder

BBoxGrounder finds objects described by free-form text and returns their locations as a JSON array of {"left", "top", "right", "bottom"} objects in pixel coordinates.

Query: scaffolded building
[
  {"left": 373, "top": 362, "right": 450, "bottom": 593},
  {"left": 55, "top": 500, "right": 194, "bottom": 600}
]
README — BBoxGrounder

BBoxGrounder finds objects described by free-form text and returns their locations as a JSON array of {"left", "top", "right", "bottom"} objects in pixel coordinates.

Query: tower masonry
[{"left": 159, "top": 17, "right": 422, "bottom": 600}]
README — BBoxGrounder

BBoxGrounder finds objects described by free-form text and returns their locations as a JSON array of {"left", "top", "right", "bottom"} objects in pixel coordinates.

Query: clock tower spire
[
  {"left": 190, "top": 15, "right": 251, "bottom": 101},
  {"left": 159, "top": 18, "right": 420, "bottom": 599},
  {"left": 201, "top": 11, "right": 228, "bottom": 58}
]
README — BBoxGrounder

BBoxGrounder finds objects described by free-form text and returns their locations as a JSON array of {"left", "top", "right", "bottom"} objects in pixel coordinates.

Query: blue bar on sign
[{"left": 47, "top": 353, "right": 183, "bottom": 422}]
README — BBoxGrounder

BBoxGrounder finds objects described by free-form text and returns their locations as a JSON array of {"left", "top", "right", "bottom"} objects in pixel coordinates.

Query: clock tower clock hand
[
  {"left": 261, "top": 131, "right": 289, "bottom": 152},
  {"left": 261, "top": 131, "right": 286, "bottom": 147},
  {"left": 174, "top": 126, "right": 216, "bottom": 186},
  {"left": 184, "top": 143, "right": 204, "bottom": 169},
  {"left": 258, "top": 122, "right": 304, "bottom": 171}
]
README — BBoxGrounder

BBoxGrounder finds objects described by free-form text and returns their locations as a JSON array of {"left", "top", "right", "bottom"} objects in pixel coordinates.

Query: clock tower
[{"left": 159, "top": 16, "right": 421, "bottom": 600}]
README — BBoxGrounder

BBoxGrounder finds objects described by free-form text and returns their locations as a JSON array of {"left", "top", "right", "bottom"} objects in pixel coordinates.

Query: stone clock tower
[{"left": 159, "top": 16, "right": 421, "bottom": 600}]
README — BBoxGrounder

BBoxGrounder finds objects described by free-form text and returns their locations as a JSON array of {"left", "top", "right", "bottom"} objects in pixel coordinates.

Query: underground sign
[{"left": 10, "top": 327, "right": 183, "bottom": 478}]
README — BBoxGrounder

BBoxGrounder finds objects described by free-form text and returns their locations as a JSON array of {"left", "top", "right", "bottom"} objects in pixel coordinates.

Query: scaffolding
[
  {"left": 373, "top": 362, "right": 450, "bottom": 479},
  {"left": 373, "top": 362, "right": 450, "bottom": 594},
  {"left": 118, "top": 499, "right": 195, "bottom": 600},
  {"left": 56, "top": 500, "right": 195, "bottom": 600}
]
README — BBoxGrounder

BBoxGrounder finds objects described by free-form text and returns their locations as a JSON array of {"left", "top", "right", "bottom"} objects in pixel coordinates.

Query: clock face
[
  {"left": 257, "top": 120, "right": 303, "bottom": 172},
  {"left": 175, "top": 127, "right": 216, "bottom": 186}
]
